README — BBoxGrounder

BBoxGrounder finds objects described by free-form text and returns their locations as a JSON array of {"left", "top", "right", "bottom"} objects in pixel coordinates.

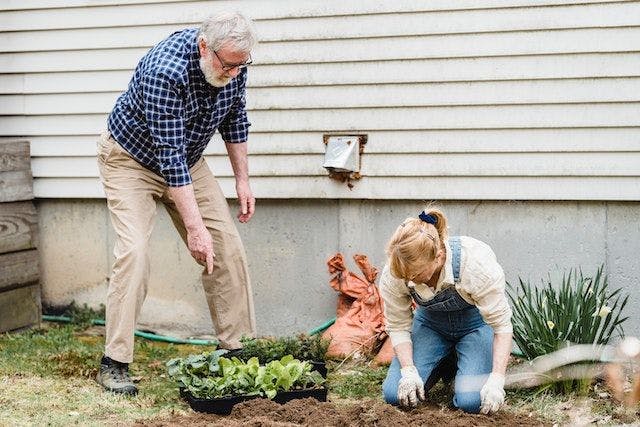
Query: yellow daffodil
[{"left": 546, "top": 320, "right": 555, "bottom": 330}]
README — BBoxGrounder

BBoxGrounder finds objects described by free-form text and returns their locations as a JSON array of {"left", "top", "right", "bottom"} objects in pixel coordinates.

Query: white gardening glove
[
  {"left": 480, "top": 372, "right": 505, "bottom": 414},
  {"left": 398, "top": 365, "right": 425, "bottom": 407}
]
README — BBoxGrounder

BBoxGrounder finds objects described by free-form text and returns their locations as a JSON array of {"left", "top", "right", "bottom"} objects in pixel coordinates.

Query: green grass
[
  {"left": 506, "top": 387, "right": 573, "bottom": 424},
  {"left": 1, "top": 322, "right": 638, "bottom": 426},
  {"left": 327, "top": 363, "right": 388, "bottom": 399},
  {"left": 0, "top": 322, "right": 208, "bottom": 425}
]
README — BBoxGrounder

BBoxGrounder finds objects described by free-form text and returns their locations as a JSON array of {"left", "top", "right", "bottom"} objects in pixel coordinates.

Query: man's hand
[
  {"left": 167, "top": 185, "right": 214, "bottom": 273},
  {"left": 480, "top": 372, "right": 505, "bottom": 414},
  {"left": 187, "top": 224, "right": 215, "bottom": 274},
  {"left": 398, "top": 365, "right": 425, "bottom": 407},
  {"left": 235, "top": 179, "right": 255, "bottom": 223}
]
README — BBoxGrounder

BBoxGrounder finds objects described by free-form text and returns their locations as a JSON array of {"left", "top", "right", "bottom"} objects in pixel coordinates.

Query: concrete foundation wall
[{"left": 37, "top": 199, "right": 640, "bottom": 339}]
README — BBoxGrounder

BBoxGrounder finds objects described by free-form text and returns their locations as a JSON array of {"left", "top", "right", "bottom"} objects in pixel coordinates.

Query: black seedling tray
[
  {"left": 182, "top": 387, "right": 328, "bottom": 415},
  {"left": 309, "top": 361, "right": 327, "bottom": 378}
]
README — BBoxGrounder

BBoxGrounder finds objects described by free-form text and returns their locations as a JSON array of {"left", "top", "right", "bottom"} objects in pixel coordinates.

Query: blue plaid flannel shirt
[{"left": 107, "top": 28, "right": 250, "bottom": 187}]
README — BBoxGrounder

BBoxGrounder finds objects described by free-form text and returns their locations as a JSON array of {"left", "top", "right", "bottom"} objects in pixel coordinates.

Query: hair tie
[{"left": 418, "top": 211, "right": 437, "bottom": 225}]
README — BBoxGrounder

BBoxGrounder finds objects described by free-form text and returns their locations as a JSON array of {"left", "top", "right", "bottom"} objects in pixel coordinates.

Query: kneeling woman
[{"left": 381, "top": 208, "right": 512, "bottom": 414}]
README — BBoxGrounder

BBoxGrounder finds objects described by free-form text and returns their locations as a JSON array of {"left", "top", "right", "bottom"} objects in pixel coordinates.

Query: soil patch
[{"left": 136, "top": 397, "right": 548, "bottom": 426}]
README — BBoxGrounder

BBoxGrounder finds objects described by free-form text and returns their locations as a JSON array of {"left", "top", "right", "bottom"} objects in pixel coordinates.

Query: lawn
[{"left": 0, "top": 321, "right": 638, "bottom": 426}]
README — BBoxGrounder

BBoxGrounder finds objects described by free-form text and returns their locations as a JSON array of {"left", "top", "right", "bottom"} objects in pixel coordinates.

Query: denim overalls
[{"left": 382, "top": 237, "right": 494, "bottom": 414}]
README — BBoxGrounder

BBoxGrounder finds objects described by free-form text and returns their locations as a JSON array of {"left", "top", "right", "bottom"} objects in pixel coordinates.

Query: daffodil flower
[
  {"left": 546, "top": 320, "right": 555, "bottom": 330},
  {"left": 593, "top": 306, "right": 612, "bottom": 318}
]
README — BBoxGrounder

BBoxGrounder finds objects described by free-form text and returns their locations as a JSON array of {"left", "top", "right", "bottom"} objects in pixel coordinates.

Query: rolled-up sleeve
[
  {"left": 379, "top": 265, "right": 415, "bottom": 346},
  {"left": 142, "top": 72, "right": 191, "bottom": 187},
  {"left": 218, "top": 71, "right": 251, "bottom": 143},
  {"left": 466, "top": 259, "right": 513, "bottom": 334}
]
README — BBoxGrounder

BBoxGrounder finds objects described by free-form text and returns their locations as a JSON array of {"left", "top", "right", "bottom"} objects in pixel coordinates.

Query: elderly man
[{"left": 96, "top": 11, "right": 258, "bottom": 395}]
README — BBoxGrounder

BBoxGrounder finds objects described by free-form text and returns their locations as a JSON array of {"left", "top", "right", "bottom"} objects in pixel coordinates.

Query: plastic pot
[{"left": 182, "top": 387, "right": 328, "bottom": 415}]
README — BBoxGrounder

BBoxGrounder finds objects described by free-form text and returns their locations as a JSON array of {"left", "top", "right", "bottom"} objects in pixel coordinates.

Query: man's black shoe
[{"left": 96, "top": 356, "right": 138, "bottom": 396}]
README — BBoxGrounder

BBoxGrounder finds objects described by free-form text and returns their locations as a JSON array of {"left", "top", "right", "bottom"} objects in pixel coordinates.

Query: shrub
[
  {"left": 239, "top": 334, "right": 330, "bottom": 364},
  {"left": 508, "top": 266, "right": 629, "bottom": 392}
]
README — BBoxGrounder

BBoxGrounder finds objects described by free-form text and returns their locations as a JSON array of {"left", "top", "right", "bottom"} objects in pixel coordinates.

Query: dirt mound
[{"left": 136, "top": 398, "right": 547, "bottom": 426}]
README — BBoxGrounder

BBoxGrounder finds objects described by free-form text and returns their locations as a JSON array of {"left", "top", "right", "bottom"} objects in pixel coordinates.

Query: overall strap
[{"left": 449, "top": 236, "right": 462, "bottom": 284}]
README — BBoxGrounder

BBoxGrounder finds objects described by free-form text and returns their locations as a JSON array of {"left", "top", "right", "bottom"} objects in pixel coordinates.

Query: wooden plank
[
  {"left": 0, "top": 0, "right": 629, "bottom": 30},
  {"left": 253, "top": 3, "right": 640, "bottom": 42},
  {"left": 0, "top": 249, "right": 39, "bottom": 292},
  {"left": 0, "top": 70, "right": 131, "bottom": 94},
  {"left": 236, "top": 104, "right": 640, "bottom": 132},
  {"left": 25, "top": 128, "right": 640, "bottom": 156},
  {"left": 28, "top": 152, "right": 640, "bottom": 178},
  {"left": 0, "top": 0, "right": 185, "bottom": 11},
  {"left": 360, "top": 153, "right": 640, "bottom": 177},
  {"left": 0, "top": 140, "right": 30, "bottom": 172},
  {"left": 0, "top": 284, "right": 41, "bottom": 333},
  {"left": 3, "top": 3, "right": 640, "bottom": 52},
  {"left": 2, "top": 53, "right": 639, "bottom": 94},
  {"left": 247, "top": 78, "right": 640, "bottom": 109},
  {"left": 0, "top": 201, "right": 38, "bottom": 254},
  {"left": 0, "top": 24, "right": 185, "bottom": 53},
  {"left": 0, "top": 170, "right": 33, "bottom": 202},
  {"left": 3, "top": 27, "right": 640, "bottom": 73},
  {"left": 32, "top": 176, "right": 640, "bottom": 201},
  {"left": 3, "top": 103, "right": 639, "bottom": 135},
  {"left": 256, "top": 27, "right": 640, "bottom": 64},
  {"left": 0, "top": 47, "right": 146, "bottom": 73},
  {"left": 3, "top": 78, "right": 640, "bottom": 115},
  {"left": 35, "top": 177, "right": 106, "bottom": 199},
  {"left": 248, "top": 53, "right": 640, "bottom": 86}
]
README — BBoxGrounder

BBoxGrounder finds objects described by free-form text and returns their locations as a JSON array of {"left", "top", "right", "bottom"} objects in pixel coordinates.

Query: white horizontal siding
[
  {"left": 0, "top": 0, "right": 630, "bottom": 28},
  {"left": 2, "top": 78, "right": 640, "bottom": 114},
  {"left": 1, "top": 0, "right": 639, "bottom": 200},
  {"left": 3, "top": 2, "right": 640, "bottom": 52},
  {"left": 30, "top": 152, "right": 640, "bottom": 178},
  {"left": 3, "top": 104, "right": 638, "bottom": 135},
  {"left": 0, "top": 0, "right": 184, "bottom": 11},
  {"left": 24, "top": 129, "right": 640, "bottom": 156},
  {"left": 2, "top": 53, "right": 639, "bottom": 94},
  {"left": 33, "top": 176, "right": 640, "bottom": 200},
  {"left": 4, "top": 27, "right": 640, "bottom": 73}
]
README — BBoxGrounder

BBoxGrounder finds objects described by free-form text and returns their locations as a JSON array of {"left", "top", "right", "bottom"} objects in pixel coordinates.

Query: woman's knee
[
  {"left": 454, "top": 392, "right": 481, "bottom": 414},
  {"left": 382, "top": 374, "right": 400, "bottom": 405},
  {"left": 382, "top": 385, "right": 399, "bottom": 405}
]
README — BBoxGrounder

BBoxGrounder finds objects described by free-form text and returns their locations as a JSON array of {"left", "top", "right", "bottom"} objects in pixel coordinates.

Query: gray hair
[{"left": 198, "top": 11, "right": 257, "bottom": 53}]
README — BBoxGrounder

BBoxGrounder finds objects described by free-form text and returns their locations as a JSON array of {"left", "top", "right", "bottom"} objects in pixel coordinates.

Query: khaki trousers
[{"left": 97, "top": 131, "right": 256, "bottom": 363}]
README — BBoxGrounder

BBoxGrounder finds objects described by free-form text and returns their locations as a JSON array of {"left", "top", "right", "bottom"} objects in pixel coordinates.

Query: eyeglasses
[{"left": 212, "top": 49, "right": 253, "bottom": 72}]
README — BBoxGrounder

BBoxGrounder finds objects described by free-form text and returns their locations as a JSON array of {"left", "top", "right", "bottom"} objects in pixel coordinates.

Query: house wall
[
  {"left": 1, "top": 1, "right": 638, "bottom": 338},
  {"left": 37, "top": 199, "right": 640, "bottom": 338},
  {"left": 2, "top": 0, "right": 639, "bottom": 200}
]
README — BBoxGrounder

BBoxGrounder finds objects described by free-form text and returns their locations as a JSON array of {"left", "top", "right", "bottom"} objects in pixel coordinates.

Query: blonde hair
[{"left": 385, "top": 207, "right": 448, "bottom": 280}]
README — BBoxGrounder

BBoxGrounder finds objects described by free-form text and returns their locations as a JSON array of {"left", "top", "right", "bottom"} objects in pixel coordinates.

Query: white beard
[{"left": 199, "top": 55, "right": 232, "bottom": 88}]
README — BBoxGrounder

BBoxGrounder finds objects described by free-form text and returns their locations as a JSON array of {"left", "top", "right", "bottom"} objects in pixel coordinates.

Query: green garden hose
[
  {"left": 41, "top": 315, "right": 218, "bottom": 346},
  {"left": 43, "top": 314, "right": 335, "bottom": 344},
  {"left": 308, "top": 317, "right": 336, "bottom": 336}
]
